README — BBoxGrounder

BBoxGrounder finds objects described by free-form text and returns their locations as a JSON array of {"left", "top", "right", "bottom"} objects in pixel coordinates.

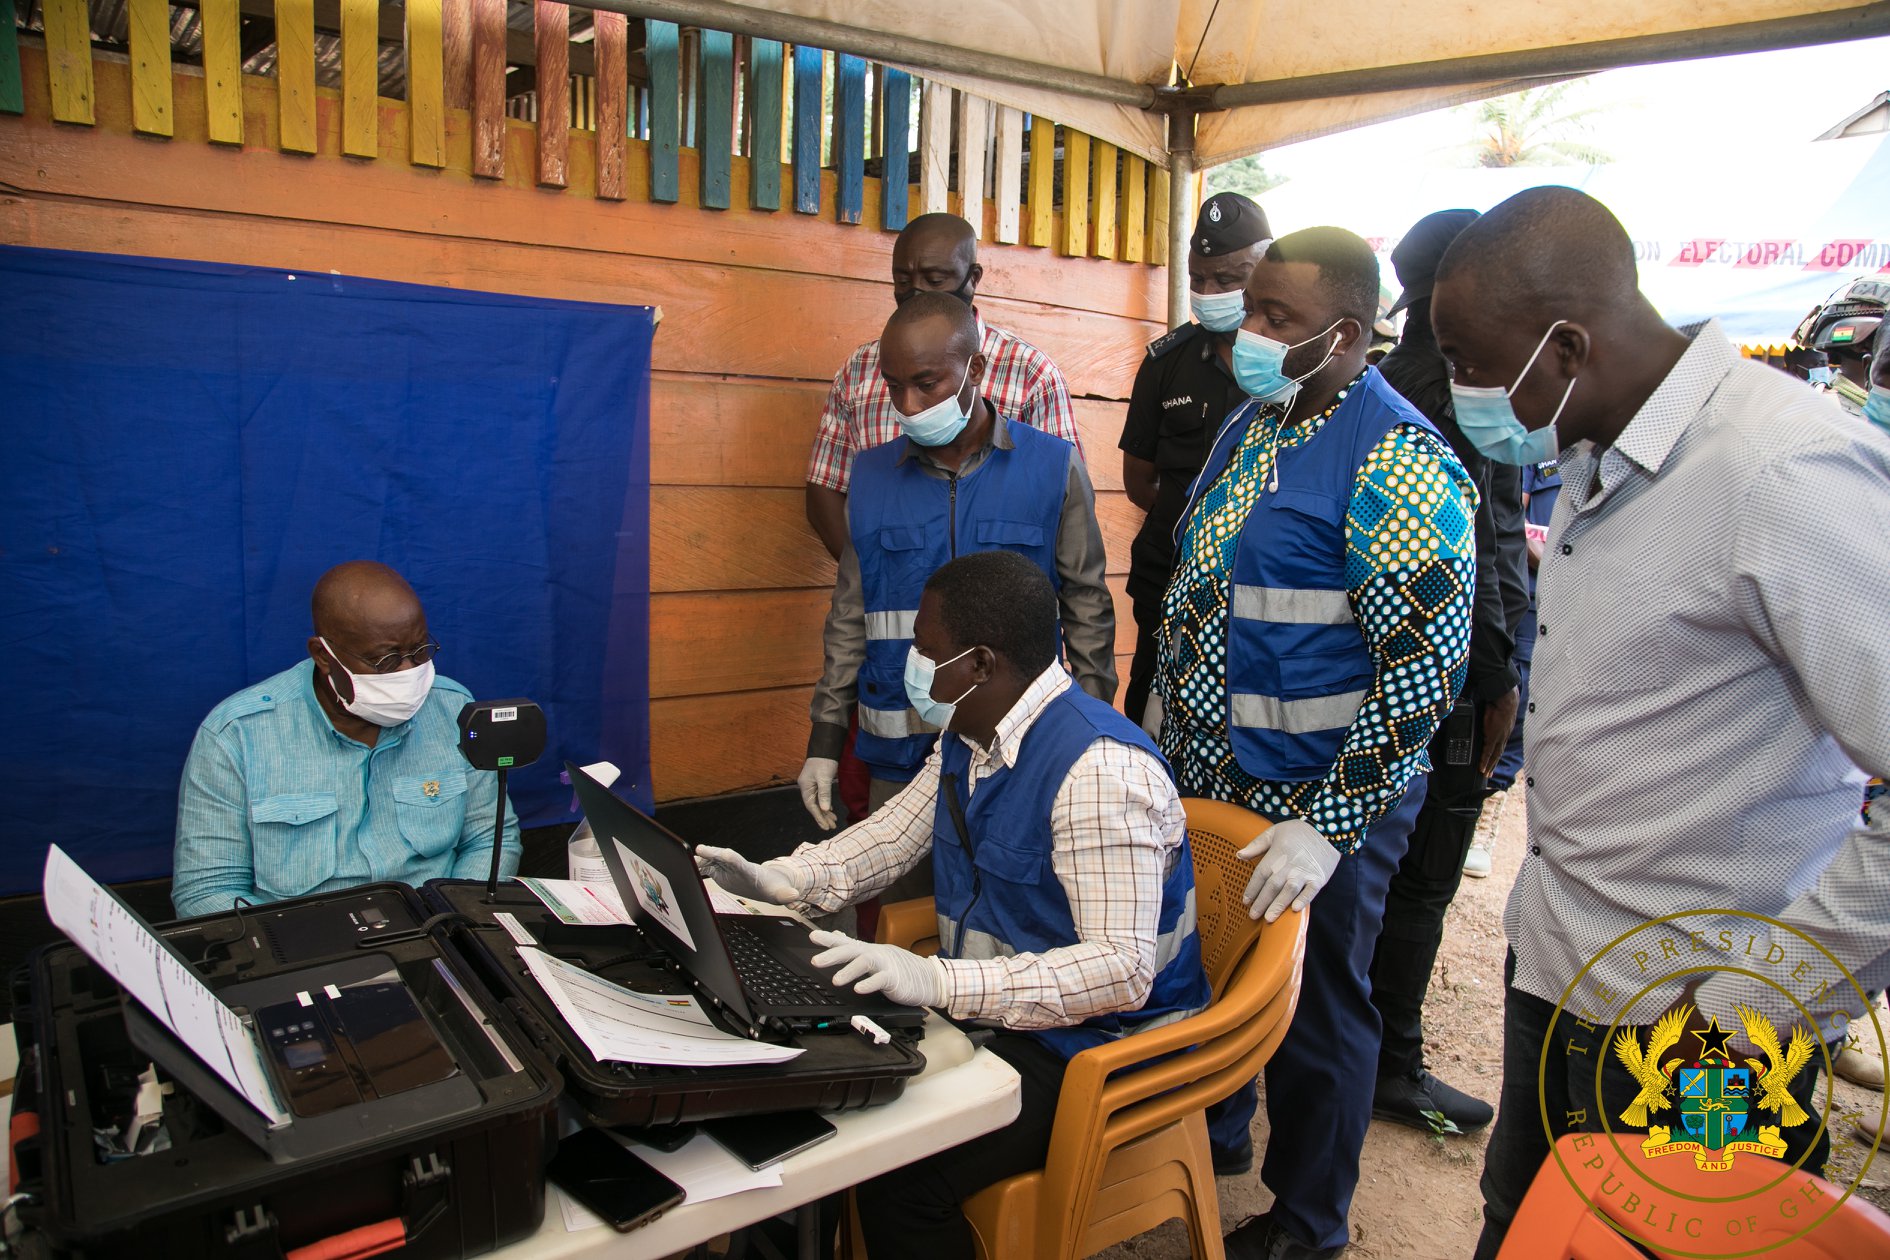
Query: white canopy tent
[{"left": 588, "top": 0, "right": 1889, "bottom": 318}]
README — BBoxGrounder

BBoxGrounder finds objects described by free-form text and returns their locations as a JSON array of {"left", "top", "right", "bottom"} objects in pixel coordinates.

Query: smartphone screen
[
  {"left": 702, "top": 1111, "right": 838, "bottom": 1171},
  {"left": 547, "top": 1128, "right": 686, "bottom": 1232}
]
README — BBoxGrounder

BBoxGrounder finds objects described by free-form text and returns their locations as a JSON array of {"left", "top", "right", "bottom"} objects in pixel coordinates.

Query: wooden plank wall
[{"left": 0, "top": 44, "right": 1166, "bottom": 803}]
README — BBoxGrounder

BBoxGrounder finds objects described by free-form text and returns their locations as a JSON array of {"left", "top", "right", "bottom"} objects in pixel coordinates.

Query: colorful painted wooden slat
[
  {"left": 128, "top": 0, "right": 173, "bottom": 136},
  {"left": 790, "top": 45, "right": 821, "bottom": 215},
  {"left": 993, "top": 105, "right": 1023, "bottom": 244},
  {"left": 917, "top": 81, "right": 951, "bottom": 216},
  {"left": 1027, "top": 116, "right": 1055, "bottom": 247},
  {"left": 646, "top": 19, "right": 680, "bottom": 203},
  {"left": 404, "top": 0, "right": 445, "bottom": 168},
  {"left": 275, "top": 0, "right": 317, "bottom": 152},
  {"left": 341, "top": 0, "right": 378, "bottom": 158},
  {"left": 697, "top": 29, "right": 733, "bottom": 209},
  {"left": 442, "top": 0, "right": 472, "bottom": 112},
  {"left": 196, "top": 0, "right": 242, "bottom": 142},
  {"left": 43, "top": 0, "right": 95, "bottom": 125},
  {"left": 747, "top": 40, "right": 783, "bottom": 210},
  {"left": 1091, "top": 140, "right": 1118, "bottom": 259},
  {"left": 834, "top": 54, "right": 865, "bottom": 225},
  {"left": 955, "top": 92, "right": 988, "bottom": 239},
  {"left": 594, "top": 12, "right": 628, "bottom": 200},
  {"left": 880, "top": 68, "right": 911, "bottom": 231},
  {"left": 469, "top": 0, "right": 505, "bottom": 176},
  {"left": 535, "top": 0, "right": 569, "bottom": 187},
  {"left": 1063, "top": 128, "right": 1090, "bottom": 257},
  {"left": 1121, "top": 152, "right": 1146, "bottom": 263},
  {"left": 1148, "top": 164, "right": 1171, "bottom": 267},
  {"left": 0, "top": 3, "right": 21, "bottom": 117}
]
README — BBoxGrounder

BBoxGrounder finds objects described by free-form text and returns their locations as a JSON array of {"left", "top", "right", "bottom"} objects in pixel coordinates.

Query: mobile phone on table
[
  {"left": 616, "top": 1122, "right": 696, "bottom": 1153},
  {"left": 701, "top": 1110, "right": 838, "bottom": 1171},
  {"left": 547, "top": 1127, "right": 686, "bottom": 1232}
]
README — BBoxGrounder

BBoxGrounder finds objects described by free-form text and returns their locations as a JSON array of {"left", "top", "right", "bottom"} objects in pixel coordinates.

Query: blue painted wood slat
[
  {"left": 697, "top": 29, "right": 733, "bottom": 209},
  {"left": 834, "top": 54, "right": 865, "bottom": 225},
  {"left": 748, "top": 39, "right": 783, "bottom": 211},
  {"left": 791, "top": 45, "right": 822, "bottom": 215},
  {"left": 646, "top": 19, "right": 680, "bottom": 204},
  {"left": 880, "top": 68, "right": 911, "bottom": 231}
]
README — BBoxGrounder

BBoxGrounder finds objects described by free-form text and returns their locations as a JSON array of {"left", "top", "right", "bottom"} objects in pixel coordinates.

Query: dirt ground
[{"left": 1096, "top": 793, "right": 1890, "bottom": 1260}]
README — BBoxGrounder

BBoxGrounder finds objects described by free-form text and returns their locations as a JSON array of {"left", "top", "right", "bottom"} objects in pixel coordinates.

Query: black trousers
[
  {"left": 1123, "top": 594, "right": 1161, "bottom": 732},
  {"left": 855, "top": 1034, "right": 1067, "bottom": 1260},
  {"left": 1473, "top": 955, "right": 1831, "bottom": 1260}
]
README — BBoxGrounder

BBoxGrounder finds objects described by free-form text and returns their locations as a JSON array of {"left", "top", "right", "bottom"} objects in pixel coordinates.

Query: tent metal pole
[
  {"left": 1166, "top": 110, "right": 1196, "bottom": 330},
  {"left": 1209, "top": 2, "right": 1890, "bottom": 108},
  {"left": 584, "top": 0, "right": 1157, "bottom": 109}
]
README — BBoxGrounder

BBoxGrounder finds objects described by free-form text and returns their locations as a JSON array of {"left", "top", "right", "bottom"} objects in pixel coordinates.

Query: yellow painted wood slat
[
  {"left": 1027, "top": 116, "right": 1054, "bottom": 248},
  {"left": 1062, "top": 129, "right": 1090, "bottom": 258},
  {"left": 1121, "top": 152, "right": 1146, "bottom": 264},
  {"left": 275, "top": 0, "right": 318, "bottom": 154},
  {"left": 200, "top": 0, "right": 244, "bottom": 144},
  {"left": 43, "top": 0, "right": 96, "bottom": 126},
  {"left": 917, "top": 81, "right": 952, "bottom": 216},
  {"left": 1091, "top": 140, "right": 1117, "bottom": 260},
  {"left": 1148, "top": 164, "right": 1171, "bottom": 267},
  {"left": 955, "top": 92, "right": 988, "bottom": 239},
  {"left": 128, "top": 0, "right": 173, "bottom": 136},
  {"left": 405, "top": 0, "right": 445, "bottom": 167},
  {"left": 341, "top": 0, "right": 378, "bottom": 158},
  {"left": 992, "top": 105, "right": 1023, "bottom": 245}
]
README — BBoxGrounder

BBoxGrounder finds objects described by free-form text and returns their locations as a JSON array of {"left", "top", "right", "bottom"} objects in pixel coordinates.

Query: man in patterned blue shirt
[
  {"left": 171, "top": 561, "right": 520, "bottom": 918},
  {"left": 1151, "top": 228, "right": 1477, "bottom": 1260}
]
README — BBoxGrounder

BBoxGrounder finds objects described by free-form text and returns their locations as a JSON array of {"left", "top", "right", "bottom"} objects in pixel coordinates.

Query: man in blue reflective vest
[
  {"left": 798, "top": 292, "right": 1115, "bottom": 851},
  {"left": 1150, "top": 228, "right": 1478, "bottom": 1260},
  {"left": 698, "top": 551, "right": 1208, "bottom": 1260}
]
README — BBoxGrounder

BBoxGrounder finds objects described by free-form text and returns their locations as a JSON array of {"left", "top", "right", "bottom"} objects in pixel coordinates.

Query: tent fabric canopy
[{"left": 623, "top": 1, "right": 1886, "bottom": 167}]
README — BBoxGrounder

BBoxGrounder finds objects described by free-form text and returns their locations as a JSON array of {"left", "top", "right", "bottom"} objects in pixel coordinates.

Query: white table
[{"left": 509, "top": 1011, "right": 1021, "bottom": 1259}]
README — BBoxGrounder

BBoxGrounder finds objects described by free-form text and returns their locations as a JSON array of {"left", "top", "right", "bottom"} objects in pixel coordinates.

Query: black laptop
[{"left": 567, "top": 763, "right": 924, "bottom": 1039}]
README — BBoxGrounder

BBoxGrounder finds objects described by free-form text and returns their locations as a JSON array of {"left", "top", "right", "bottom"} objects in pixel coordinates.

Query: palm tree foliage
[{"left": 1460, "top": 82, "right": 1613, "bottom": 167}]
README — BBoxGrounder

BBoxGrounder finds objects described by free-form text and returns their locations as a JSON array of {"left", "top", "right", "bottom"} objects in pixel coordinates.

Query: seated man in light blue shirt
[{"left": 172, "top": 561, "right": 520, "bottom": 918}]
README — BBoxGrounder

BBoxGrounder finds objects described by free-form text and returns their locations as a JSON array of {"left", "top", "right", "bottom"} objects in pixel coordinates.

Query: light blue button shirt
[{"left": 172, "top": 658, "right": 521, "bottom": 918}]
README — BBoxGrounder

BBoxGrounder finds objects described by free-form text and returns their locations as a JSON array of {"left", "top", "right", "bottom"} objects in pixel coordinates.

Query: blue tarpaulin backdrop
[{"left": 0, "top": 246, "right": 653, "bottom": 892}]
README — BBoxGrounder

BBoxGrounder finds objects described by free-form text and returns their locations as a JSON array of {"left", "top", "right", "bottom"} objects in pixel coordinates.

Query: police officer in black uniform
[{"left": 1118, "top": 192, "right": 1273, "bottom": 731}]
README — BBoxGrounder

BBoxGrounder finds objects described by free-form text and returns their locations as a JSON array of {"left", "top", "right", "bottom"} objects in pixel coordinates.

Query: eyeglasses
[{"left": 341, "top": 641, "right": 443, "bottom": 674}]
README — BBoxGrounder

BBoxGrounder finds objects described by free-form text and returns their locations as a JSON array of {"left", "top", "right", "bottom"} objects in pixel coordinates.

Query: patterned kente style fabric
[{"left": 1156, "top": 377, "right": 1477, "bottom": 854}]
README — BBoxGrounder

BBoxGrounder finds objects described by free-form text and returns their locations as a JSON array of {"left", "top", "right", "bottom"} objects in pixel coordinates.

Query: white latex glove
[
  {"left": 693, "top": 845, "right": 804, "bottom": 905},
  {"left": 797, "top": 756, "right": 841, "bottom": 829},
  {"left": 807, "top": 930, "right": 946, "bottom": 1008},
  {"left": 1239, "top": 818, "right": 1341, "bottom": 922}
]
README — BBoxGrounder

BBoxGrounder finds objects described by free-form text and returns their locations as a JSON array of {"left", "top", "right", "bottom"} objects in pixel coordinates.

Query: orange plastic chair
[
  {"left": 1498, "top": 1132, "right": 1890, "bottom": 1259},
  {"left": 869, "top": 797, "right": 1306, "bottom": 1260}
]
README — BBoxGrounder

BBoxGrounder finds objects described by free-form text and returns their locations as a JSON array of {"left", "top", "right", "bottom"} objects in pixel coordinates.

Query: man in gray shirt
[
  {"left": 1430, "top": 187, "right": 1890, "bottom": 1259},
  {"left": 798, "top": 293, "right": 1114, "bottom": 840}
]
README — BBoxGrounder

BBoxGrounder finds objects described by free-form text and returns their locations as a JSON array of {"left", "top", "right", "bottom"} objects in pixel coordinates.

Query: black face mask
[{"left": 895, "top": 270, "right": 976, "bottom": 307}]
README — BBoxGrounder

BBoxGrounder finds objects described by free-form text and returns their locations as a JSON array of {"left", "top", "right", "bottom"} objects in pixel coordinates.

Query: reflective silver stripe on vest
[
  {"left": 1152, "top": 888, "right": 1197, "bottom": 973},
  {"left": 859, "top": 703, "right": 933, "bottom": 739},
  {"left": 865, "top": 609, "right": 918, "bottom": 640},
  {"left": 1231, "top": 689, "right": 1369, "bottom": 734},
  {"left": 1231, "top": 584, "right": 1354, "bottom": 625}
]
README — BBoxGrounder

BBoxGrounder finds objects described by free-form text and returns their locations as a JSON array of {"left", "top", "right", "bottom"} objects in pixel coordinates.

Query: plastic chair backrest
[{"left": 1180, "top": 798, "right": 1275, "bottom": 997}]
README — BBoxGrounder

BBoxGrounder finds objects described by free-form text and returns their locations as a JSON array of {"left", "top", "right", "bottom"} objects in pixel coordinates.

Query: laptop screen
[{"left": 565, "top": 763, "right": 759, "bottom": 1033}]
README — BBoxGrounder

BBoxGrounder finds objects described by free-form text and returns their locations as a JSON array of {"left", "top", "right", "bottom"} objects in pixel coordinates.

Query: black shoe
[
  {"left": 1373, "top": 1067, "right": 1493, "bottom": 1136},
  {"left": 1223, "top": 1212, "right": 1348, "bottom": 1260},
  {"left": 1211, "top": 1134, "right": 1254, "bottom": 1176}
]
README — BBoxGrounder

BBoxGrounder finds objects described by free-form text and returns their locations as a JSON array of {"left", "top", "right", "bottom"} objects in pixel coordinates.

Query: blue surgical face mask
[
  {"left": 1866, "top": 384, "right": 1890, "bottom": 433},
  {"left": 1191, "top": 288, "right": 1247, "bottom": 334},
  {"left": 1450, "top": 320, "right": 1577, "bottom": 466},
  {"left": 1232, "top": 320, "right": 1342, "bottom": 404},
  {"left": 896, "top": 356, "right": 974, "bottom": 447},
  {"left": 1806, "top": 365, "right": 1835, "bottom": 388},
  {"left": 903, "top": 645, "right": 977, "bottom": 730}
]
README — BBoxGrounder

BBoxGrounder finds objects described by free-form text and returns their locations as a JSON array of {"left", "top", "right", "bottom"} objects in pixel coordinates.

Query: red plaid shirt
[{"left": 805, "top": 315, "right": 1080, "bottom": 492}]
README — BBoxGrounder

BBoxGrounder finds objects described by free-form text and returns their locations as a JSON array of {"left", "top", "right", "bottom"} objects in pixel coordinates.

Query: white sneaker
[
  {"left": 1463, "top": 790, "right": 1505, "bottom": 879},
  {"left": 1835, "top": 992, "right": 1889, "bottom": 1090},
  {"left": 1463, "top": 844, "right": 1493, "bottom": 879}
]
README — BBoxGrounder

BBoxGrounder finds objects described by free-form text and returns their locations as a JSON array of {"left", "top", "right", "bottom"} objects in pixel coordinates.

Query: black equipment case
[
  {"left": 421, "top": 879, "right": 925, "bottom": 1128},
  {"left": 10, "top": 883, "right": 561, "bottom": 1260}
]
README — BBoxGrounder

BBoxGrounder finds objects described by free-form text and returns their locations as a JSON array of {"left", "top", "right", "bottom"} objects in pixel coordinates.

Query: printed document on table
[
  {"left": 557, "top": 1132, "right": 782, "bottom": 1230},
  {"left": 519, "top": 948, "right": 802, "bottom": 1067},
  {"left": 523, "top": 872, "right": 753, "bottom": 921},
  {"left": 43, "top": 846, "right": 288, "bottom": 1125}
]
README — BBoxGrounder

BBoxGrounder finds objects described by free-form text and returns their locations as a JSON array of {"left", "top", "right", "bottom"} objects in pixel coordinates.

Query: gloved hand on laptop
[
  {"left": 694, "top": 846, "right": 805, "bottom": 906},
  {"left": 807, "top": 931, "right": 946, "bottom": 1008}
]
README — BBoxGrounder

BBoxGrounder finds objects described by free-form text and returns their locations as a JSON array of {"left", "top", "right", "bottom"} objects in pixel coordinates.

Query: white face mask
[{"left": 318, "top": 637, "right": 435, "bottom": 727}]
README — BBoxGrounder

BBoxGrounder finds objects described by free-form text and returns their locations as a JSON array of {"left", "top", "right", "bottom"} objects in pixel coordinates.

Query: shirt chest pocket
[
  {"left": 974, "top": 520, "right": 1048, "bottom": 555},
  {"left": 876, "top": 525, "right": 935, "bottom": 589},
  {"left": 970, "top": 836, "right": 1049, "bottom": 887},
  {"left": 392, "top": 771, "right": 470, "bottom": 859},
  {"left": 249, "top": 793, "right": 340, "bottom": 899}
]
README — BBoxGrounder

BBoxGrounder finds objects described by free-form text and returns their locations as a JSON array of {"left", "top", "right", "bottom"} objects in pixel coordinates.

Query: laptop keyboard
[{"left": 722, "top": 921, "right": 835, "bottom": 1008}]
